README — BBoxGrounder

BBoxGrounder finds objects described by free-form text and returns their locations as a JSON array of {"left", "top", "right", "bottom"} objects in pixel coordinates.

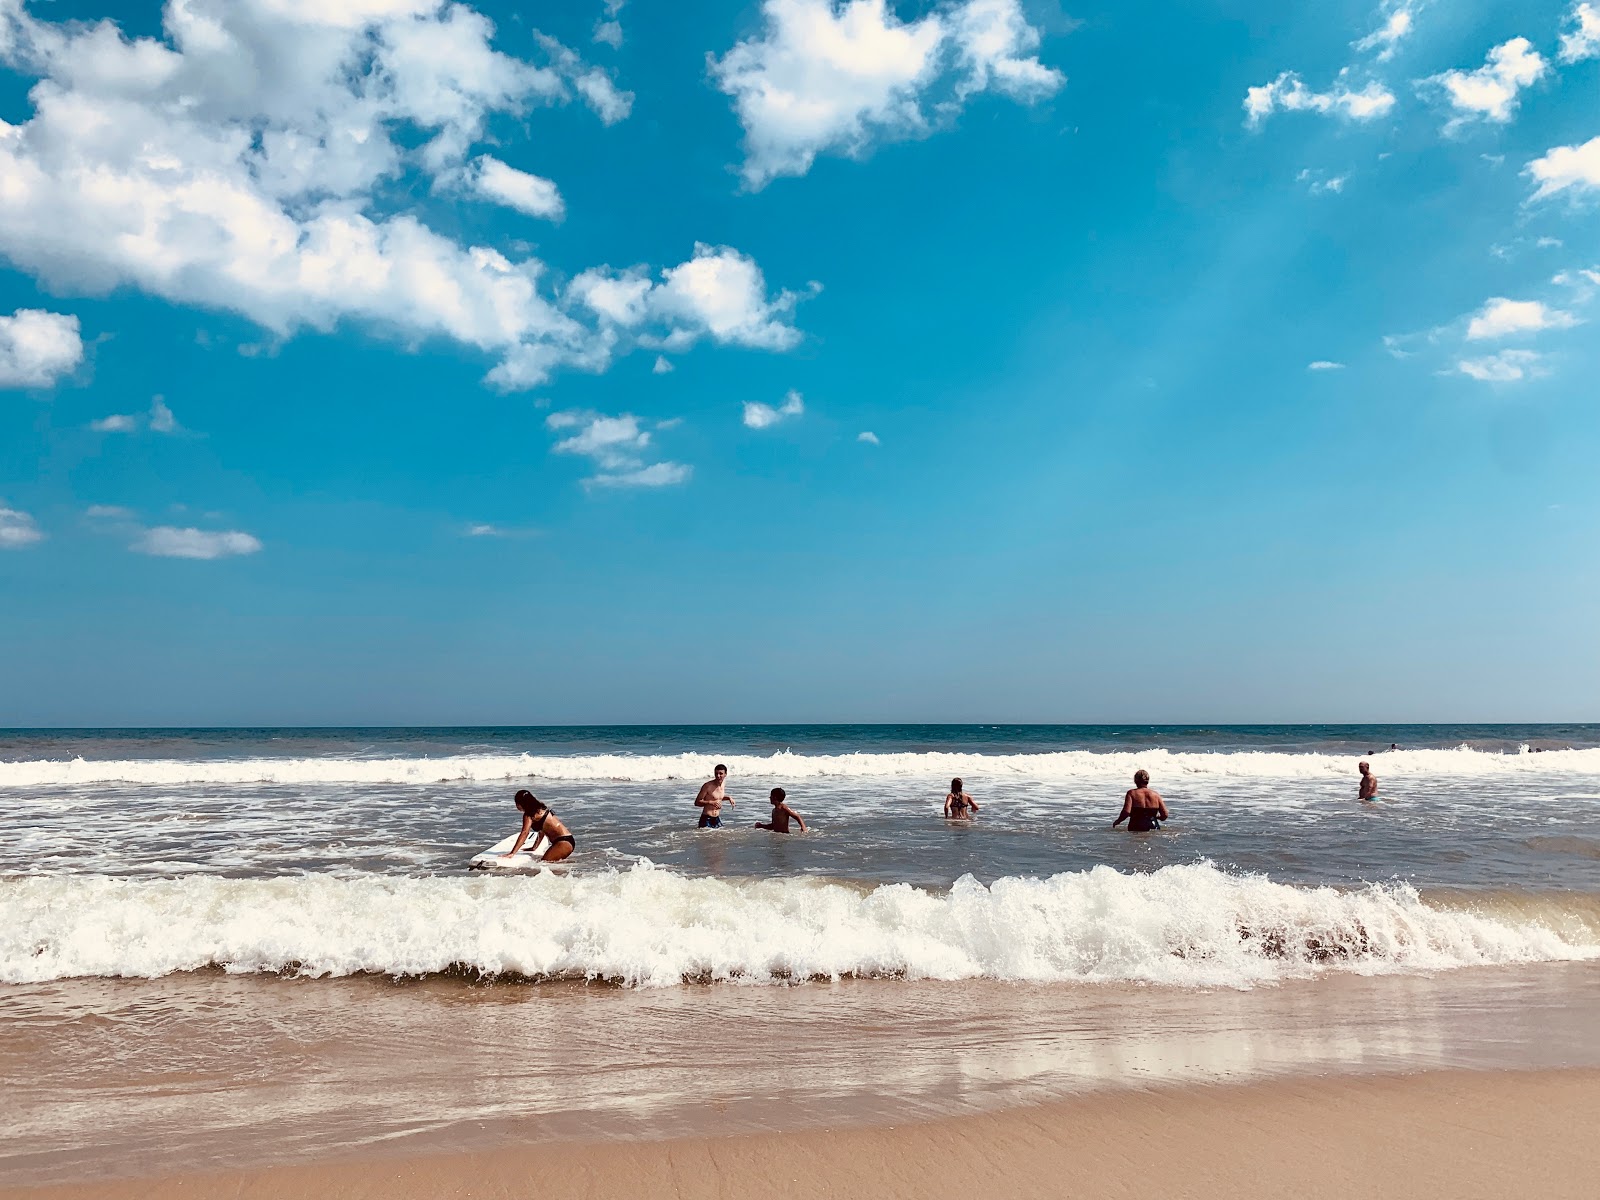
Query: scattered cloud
[
  {"left": 594, "top": 0, "right": 624, "bottom": 48},
  {"left": 1457, "top": 349, "right": 1543, "bottom": 382},
  {"left": 465, "top": 523, "right": 540, "bottom": 538},
  {"left": 1526, "top": 135, "right": 1600, "bottom": 201},
  {"left": 133, "top": 526, "right": 263, "bottom": 559},
  {"left": 1553, "top": 267, "right": 1600, "bottom": 287},
  {"left": 0, "top": 504, "right": 45, "bottom": 549},
  {"left": 857, "top": 430, "right": 880, "bottom": 444},
  {"left": 651, "top": 355, "right": 674, "bottom": 374},
  {"left": 710, "top": 0, "right": 1065, "bottom": 189},
  {"left": 1245, "top": 72, "right": 1394, "bottom": 127},
  {"left": 1559, "top": 2, "right": 1600, "bottom": 64},
  {"left": 0, "top": 308, "right": 82, "bottom": 388},
  {"left": 1537, "top": 236, "right": 1564, "bottom": 248},
  {"left": 457, "top": 155, "right": 564, "bottom": 220},
  {"left": 0, "top": 2, "right": 795, "bottom": 393},
  {"left": 1308, "top": 360, "right": 1346, "bottom": 370},
  {"left": 89, "top": 396, "right": 182, "bottom": 435},
  {"left": 742, "top": 389, "right": 805, "bottom": 429},
  {"left": 1420, "top": 38, "right": 1547, "bottom": 130},
  {"left": 1297, "top": 168, "right": 1347, "bottom": 194},
  {"left": 1353, "top": 2, "right": 1418, "bottom": 62},
  {"left": 84, "top": 505, "right": 135, "bottom": 520},
  {"left": 546, "top": 411, "right": 690, "bottom": 488},
  {"left": 1464, "top": 297, "right": 1578, "bottom": 339}
]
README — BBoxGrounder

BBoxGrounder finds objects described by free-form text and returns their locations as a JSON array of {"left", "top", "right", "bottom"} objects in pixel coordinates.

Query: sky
[{"left": 1, "top": 0, "right": 1598, "bottom": 727}]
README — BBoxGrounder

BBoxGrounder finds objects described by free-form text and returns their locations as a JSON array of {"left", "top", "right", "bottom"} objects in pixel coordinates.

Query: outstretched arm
[
  {"left": 502, "top": 814, "right": 535, "bottom": 857},
  {"left": 784, "top": 804, "right": 807, "bottom": 833}
]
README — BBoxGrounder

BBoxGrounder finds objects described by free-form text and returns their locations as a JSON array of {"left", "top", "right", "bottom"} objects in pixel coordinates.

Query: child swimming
[{"left": 754, "top": 787, "right": 807, "bottom": 833}]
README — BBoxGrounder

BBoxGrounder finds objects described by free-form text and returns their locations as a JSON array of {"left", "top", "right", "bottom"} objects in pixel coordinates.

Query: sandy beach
[{"left": 8, "top": 1068, "right": 1597, "bottom": 1200}]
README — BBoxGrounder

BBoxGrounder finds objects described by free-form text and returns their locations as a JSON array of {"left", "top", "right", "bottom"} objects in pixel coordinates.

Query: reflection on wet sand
[{"left": 3, "top": 961, "right": 1600, "bottom": 1187}]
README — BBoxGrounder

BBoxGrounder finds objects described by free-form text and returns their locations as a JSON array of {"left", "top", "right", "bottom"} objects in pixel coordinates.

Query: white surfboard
[{"left": 468, "top": 832, "right": 548, "bottom": 871}]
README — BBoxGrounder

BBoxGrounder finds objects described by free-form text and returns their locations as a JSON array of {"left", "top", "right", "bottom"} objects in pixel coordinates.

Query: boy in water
[
  {"left": 754, "top": 787, "right": 807, "bottom": 833},
  {"left": 1358, "top": 761, "right": 1379, "bottom": 801},
  {"left": 694, "top": 764, "right": 734, "bottom": 828}
]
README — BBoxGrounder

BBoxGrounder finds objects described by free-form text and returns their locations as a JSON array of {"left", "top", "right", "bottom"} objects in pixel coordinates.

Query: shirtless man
[
  {"left": 1358, "top": 761, "right": 1379, "bottom": 801},
  {"left": 1113, "top": 769, "right": 1169, "bottom": 831},
  {"left": 694, "top": 764, "right": 734, "bottom": 828},
  {"left": 754, "top": 787, "right": 807, "bottom": 833}
]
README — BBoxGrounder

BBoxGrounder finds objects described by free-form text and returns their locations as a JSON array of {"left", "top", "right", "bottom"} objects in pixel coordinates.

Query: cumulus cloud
[
  {"left": 1464, "top": 297, "right": 1578, "bottom": 339},
  {"left": 857, "top": 430, "right": 880, "bottom": 444},
  {"left": 1353, "top": 3, "right": 1417, "bottom": 62},
  {"left": 1526, "top": 135, "right": 1600, "bottom": 200},
  {"left": 1560, "top": 2, "right": 1600, "bottom": 63},
  {"left": 0, "top": 504, "right": 45, "bottom": 548},
  {"left": 133, "top": 526, "right": 262, "bottom": 559},
  {"left": 1308, "top": 360, "right": 1346, "bottom": 370},
  {"left": 0, "top": 2, "right": 791, "bottom": 392},
  {"left": 459, "top": 155, "right": 564, "bottom": 220},
  {"left": 1457, "top": 349, "right": 1543, "bottom": 382},
  {"left": 1245, "top": 72, "right": 1394, "bottom": 127},
  {"left": 743, "top": 389, "right": 805, "bottom": 429},
  {"left": 1421, "top": 37, "right": 1547, "bottom": 130},
  {"left": 710, "top": 0, "right": 1064, "bottom": 188},
  {"left": 0, "top": 308, "right": 82, "bottom": 387},
  {"left": 546, "top": 410, "right": 690, "bottom": 488},
  {"left": 651, "top": 355, "right": 674, "bottom": 374},
  {"left": 593, "top": 1, "right": 625, "bottom": 48}
]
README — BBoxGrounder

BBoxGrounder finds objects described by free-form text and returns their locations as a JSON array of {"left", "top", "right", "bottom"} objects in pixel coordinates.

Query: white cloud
[
  {"left": 0, "top": 308, "right": 82, "bottom": 387},
  {"left": 0, "top": 504, "right": 45, "bottom": 548},
  {"left": 464, "top": 155, "right": 564, "bottom": 220},
  {"left": 594, "top": 2, "right": 625, "bottom": 48},
  {"left": 1527, "top": 135, "right": 1600, "bottom": 200},
  {"left": 84, "top": 505, "right": 135, "bottom": 519},
  {"left": 1245, "top": 72, "right": 1394, "bottom": 127},
  {"left": 132, "top": 526, "right": 263, "bottom": 559},
  {"left": 651, "top": 355, "right": 674, "bottom": 374},
  {"left": 1308, "top": 360, "right": 1346, "bottom": 370},
  {"left": 465, "top": 522, "right": 538, "bottom": 537},
  {"left": 546, "top": 410, "right": 690, "bottom": 488},
  {"left": 710, "top": 0, "right": 1063, "bottom": 188},
  {"left": 0, "top": 2, "right": 780, "bottom": 393},
  {"left": 569, "top": 244, "right": 812, "bottom": 356},
  {"left": 90, "top": 395, "right": 181, "bottom": 434},
  {"left": 857, "top": 430, "right": 879, "bottom": 444},
  {"left": 1457, "top": 349, "right": 1543, "bottom": 381},
  {"left": 1354, "top": 3, "right": 1417, "bottom": 62},
  {"left": 1464, "top": 297, "right": 1578, "bottom": 339},
  {"left": 743, "top": 388, "right": 805, "bottom": 429},
  {"left": 1421, "top": 37, "right": 1547, "bottom": 129},
  {"left": 1536, "top": 236, "right": 1564, "bottom": 248},
  {"left": 1559, "top": 2, "right": 1600, "bottom": 63},
  {"left": 1297, "top": 168, "right": 1347, "bottom": 194},
  {"left": 1552, "top": 267, "right": 1600, "bottom": 287}
]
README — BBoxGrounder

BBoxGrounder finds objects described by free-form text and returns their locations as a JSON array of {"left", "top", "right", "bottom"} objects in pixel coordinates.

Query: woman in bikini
[
  {"left": 500, "top": 790, "right": 576, "bottom": 863},
  {"left": 943, "top": 777, "right": 979, "bottom": 820}
]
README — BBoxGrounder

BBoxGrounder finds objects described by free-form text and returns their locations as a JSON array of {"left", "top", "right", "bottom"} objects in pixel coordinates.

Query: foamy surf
[
  {"left": 3, "top": 862, "right": 1595, "bottom": 988},
  {"left": 4, "top": 744, "right": 1599, "bottom": 787}
]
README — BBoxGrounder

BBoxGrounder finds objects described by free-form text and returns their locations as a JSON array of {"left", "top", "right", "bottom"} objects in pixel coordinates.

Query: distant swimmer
[
  {"left": 943, "top": 777, "right": 979, "bottom": 820},
  {"left": 1358, "top": 761, "right": 1379, "bottom": 802},
  {"left": 754, "top": 787, "right": 807, "bottom": 834},
  {"left": 694, "top": 764, "right": 734, "bottom": 829},
  {"left": 500, "top": 791, "right": 576, "bottom": 863},
  {"left": 1113, "top": 770, "right": 1168, "bottom": 832}
]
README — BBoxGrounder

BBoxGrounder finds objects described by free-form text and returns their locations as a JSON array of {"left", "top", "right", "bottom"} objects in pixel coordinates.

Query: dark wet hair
[
  {"left": 714, "top": 763, "right": 728, "bottom": 774},
  {"left": 1133, "top": 770, "right": 1150, "bottom": 787},
  {"left": 514, "top": 790, "right": 546, "bottom": 815},
  {"left": 951, "top": 777, "right": 964, "bottom": 792},
  {"left": 770, "top": 787, "right": 786, "bottom": 803}
]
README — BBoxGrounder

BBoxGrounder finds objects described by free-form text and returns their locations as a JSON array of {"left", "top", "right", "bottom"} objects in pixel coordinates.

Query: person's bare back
[
  {"left": 1114, "top": 770, "right": 1169, "bottom": 832},
  {"left": 754, "top": 788, "right": 806, "bottom": 833}
]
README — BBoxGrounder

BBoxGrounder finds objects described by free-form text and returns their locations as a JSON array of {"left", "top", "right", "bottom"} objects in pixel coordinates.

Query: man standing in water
[
  {"left": 1358, "top": 761, "right": 1379, "bottom": 801},
  {"left": 694, "top": 764, "right": 734, "bottom": 828}
]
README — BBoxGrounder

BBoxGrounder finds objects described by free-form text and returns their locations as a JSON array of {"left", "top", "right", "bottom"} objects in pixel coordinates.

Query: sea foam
[
  {"left": 3, "top": 745, "right": 1599, "bottom": 788},
  {"left": 3, "top": 863, "right": 1594, "bottom": 988}
]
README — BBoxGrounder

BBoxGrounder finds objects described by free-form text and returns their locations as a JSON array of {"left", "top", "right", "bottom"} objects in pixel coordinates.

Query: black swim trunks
[{"left": 698, "top": 813, "right": 722, "bottom": 829}]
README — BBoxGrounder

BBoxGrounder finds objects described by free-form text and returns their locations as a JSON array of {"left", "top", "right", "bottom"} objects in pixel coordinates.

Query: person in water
[
  {"left": 754, "top": 787, "right": 807, "bottom": 833},
  {"left": 943, "top": 777, "right": 979, "bottom": 820},
  {"left": 500, "top": 790, "right": 576, "bottom": 862},
  {"left": 1113, "top": 770, "right": 1168, "bottom": 831},
  {"left": 1358, "top": 761, "right": 1379, "bottom": 801},
  {"left": 694, "top": 764, "right": 734, "bottom": 828}
]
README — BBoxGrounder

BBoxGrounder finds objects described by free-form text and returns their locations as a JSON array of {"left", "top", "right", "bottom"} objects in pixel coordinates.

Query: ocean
[{"left": 5, "top": 724, "right": 1600, "bottom": 1184}]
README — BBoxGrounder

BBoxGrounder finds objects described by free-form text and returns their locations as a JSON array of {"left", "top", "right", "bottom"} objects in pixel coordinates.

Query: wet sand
[
  {"left": 4, "top": 962, "right": 1600, "bottom": 1188},
  {"left": 8, "top": 1068, "right": 1599, "bottom": 1200}
]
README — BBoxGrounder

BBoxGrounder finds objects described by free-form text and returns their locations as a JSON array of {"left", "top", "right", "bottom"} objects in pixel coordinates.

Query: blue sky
[{"left": 2, "top": 0, "right": 1598, "bottom": 726}]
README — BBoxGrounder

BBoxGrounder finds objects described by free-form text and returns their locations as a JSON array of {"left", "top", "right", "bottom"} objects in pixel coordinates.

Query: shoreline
[{"left": 8, "top": 1067, "right": 1598, "bottom": 1200}]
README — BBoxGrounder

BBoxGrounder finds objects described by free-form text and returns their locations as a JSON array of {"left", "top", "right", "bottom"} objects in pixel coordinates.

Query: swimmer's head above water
[
  {"left": 1133, "top": 769, "right": 1150, "bottom": 788},
  {"left": 950, "top": 777, "right": 963, "bottom": 793},
  {"left": 514, "top": 790, "right": 547, "bottom": 816}
]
